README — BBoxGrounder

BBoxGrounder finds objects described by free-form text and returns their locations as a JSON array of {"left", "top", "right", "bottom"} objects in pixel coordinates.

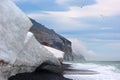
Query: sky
[{"left": 13, "top": 0, "right": 120, "bottom": 61}]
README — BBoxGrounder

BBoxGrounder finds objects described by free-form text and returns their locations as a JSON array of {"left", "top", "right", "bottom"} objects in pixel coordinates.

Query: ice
[
  {"left": 0, "top": 0, "right": 32, "bottom": 64},
  {"left": 0, "top": 0, "right": 60, "bottom": 80},
  {"left": 15, "top": 35, "right": 60, "bottom": 67},
  {"left": 43, "top": 45, "right": 64, "bottom": 59},
  {"left": 24, "top": 32, "right": 33, "bottom": 44}
]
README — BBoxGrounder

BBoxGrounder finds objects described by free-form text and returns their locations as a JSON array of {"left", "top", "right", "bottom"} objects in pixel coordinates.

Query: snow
[
  {"left": 43, "top": 45, "right": 64, "bottom": 59},
  {"left": 0, "top": 0, "right": 60, "bottom": 80},
  {"left": 0, "top": 0, "right": 32, "bottom": 64},
  {"left": 24, "top": 32, "right": 33, "bottom": 44},
  {"left": 0, "top": 52, "right": 11, "bottom": 62},
  {"left": 15, "top": 35, "right": 60, "bottom": 67}
]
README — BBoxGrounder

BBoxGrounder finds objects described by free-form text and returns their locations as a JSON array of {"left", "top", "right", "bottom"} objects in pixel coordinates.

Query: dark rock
[
  {"left": 8, "top": 70, "right": 72, "bottom": 80},
  {"left": 8, "top": 71, "right": 72, "bottom": 80},
  {"left": 8, "top": 63, "right": 72, "bottom": 80},
  {"left": 29, "top": 18, "right": 73, "bottom": 61},
  {"left": 34, "top": 62, "right": 70, "bottom": 74}
]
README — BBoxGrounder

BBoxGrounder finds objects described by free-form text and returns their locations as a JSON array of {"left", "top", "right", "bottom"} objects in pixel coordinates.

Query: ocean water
[{"left": 64, "top": 61, "right": 120, "bottom": 80}]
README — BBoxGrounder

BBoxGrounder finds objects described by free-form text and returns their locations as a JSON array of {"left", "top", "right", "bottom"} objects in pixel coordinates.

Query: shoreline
[
  {"left": 8, "top": 63, "right": 98, "bottom": 80},
  {"left": 62, "top": 63, "right": 99, "bottom": 75}
]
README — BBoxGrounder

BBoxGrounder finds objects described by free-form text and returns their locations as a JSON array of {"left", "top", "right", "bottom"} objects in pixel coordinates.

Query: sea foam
[{"left": 64, "top": 62, "right": 120, "bottom": 80}]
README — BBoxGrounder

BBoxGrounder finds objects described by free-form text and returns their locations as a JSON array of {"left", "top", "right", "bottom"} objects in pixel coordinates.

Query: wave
[{"left": 64, "top": 62, "right": 120, "bottom": 80}]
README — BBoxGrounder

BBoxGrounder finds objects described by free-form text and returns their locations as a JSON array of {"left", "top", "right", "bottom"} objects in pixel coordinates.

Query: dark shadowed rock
[
  {"left": 34, "top": 62, "right": 70, "bottom": 74},
  {"left": 8, "top": 63, "right": 72, "bottom": 80},
  {"left": 29, "top": 18, "right": 73, "bottom": 61},
  {"left": 9, "top": 62, "right": 98, "bottom": 80},
  {"left": 8, "top": 71, "right": 72, "bottom": 80}
]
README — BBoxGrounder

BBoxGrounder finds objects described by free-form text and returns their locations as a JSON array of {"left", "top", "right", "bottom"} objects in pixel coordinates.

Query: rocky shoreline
[
  {"left": 8, "top": 63, "right": 72, "bottom": 80},
  {"left": 8, "top": 63, "right": 98, "bottom": 80}
]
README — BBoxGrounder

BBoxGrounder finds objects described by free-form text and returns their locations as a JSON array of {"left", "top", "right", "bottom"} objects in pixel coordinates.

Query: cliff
[{"left": 29, "top": 19, "right": 73, "bottom": 61}]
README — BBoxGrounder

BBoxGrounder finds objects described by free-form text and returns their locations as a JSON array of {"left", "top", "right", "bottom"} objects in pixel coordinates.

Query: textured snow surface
[
  {"left": 43, "top": 45, "right": 64, "bottom": 59},
  {"left": 24, "top": 32, "right": 33, "bottom": 44},
  {"left": 15, "top": 35, "right": 60, "bottom": 67},
  {"left": 0, "top": 0, "right": 32, "bottom": 64},
  {"left": 0, "top": 0, "right": 60, "bottom": 80}
]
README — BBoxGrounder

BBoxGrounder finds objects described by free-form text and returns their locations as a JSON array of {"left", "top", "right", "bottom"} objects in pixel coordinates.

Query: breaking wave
[{"left": 64, "top": 62, "right": 120, "bottom": 80}]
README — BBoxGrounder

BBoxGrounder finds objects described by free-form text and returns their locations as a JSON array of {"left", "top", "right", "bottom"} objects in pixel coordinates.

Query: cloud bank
[{"left": 69, "top": 38, "right": 96, "bottom": 60}]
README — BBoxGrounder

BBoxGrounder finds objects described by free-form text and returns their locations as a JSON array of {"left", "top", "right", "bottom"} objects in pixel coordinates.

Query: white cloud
[
  {"left": 12, "top": 0, "right": 41, "bottom": 3},
  {"left": 88, "top": 50, "right": 96, "bottom": 57},
  {"left": 28, "top": 12, "right": 90, "bottom": 31},
  {"left": 28, "top": 0, "right": 120, "bottom": 31},
  {"left": 32, "top": 0, "right": 120, "bottom": 17},
  {"left": 55, "top": 0, "right": 69, "bottom": 5},
  {"left": 100, "top": 27, "right": 113, "bottom": 30},
  {"left": 84, "top": 38, "right": 120, "bottom": 43},
  {"left": 12, "top": 0, "right": 27, "bottom": 2},
  {"left": 47, "top": 0, "right": 120, "bottom": 18},
  {"left": 97, "top": 33, "right": 120, "bottom": 38},
  {"left": 69, "top": 38, "right": 96, "bottom": 60},
  {"left": 105, "top": 42, "right": 120, "bottom": 49}
]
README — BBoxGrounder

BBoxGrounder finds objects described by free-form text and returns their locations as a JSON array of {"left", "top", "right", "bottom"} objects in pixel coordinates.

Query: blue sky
[{"left": 13, "top": 0, "right": 120, "bottom": 61}]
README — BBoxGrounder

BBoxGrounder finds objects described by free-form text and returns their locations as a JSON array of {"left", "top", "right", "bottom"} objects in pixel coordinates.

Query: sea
[{"left": 64, "top": 61, "right": 120, "bottom": 80}]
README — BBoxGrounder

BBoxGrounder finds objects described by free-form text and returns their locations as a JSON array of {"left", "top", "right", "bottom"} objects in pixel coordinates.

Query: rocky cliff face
[{"left": 30, "top": 19, "right": 73, "bottom": 61}]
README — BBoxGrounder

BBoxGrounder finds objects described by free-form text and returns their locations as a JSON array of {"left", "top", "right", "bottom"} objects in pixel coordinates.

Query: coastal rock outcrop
[{"left": 30, "top": 19, "right": 73, "bottom": 61}]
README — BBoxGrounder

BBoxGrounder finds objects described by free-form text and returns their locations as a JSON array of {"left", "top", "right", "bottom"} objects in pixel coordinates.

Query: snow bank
[
  {"left": 0, "top": 0, "right": 60, "bottom": 80},
  {"left": 24, "top": 32, "right": 33, "bottom": 44},
  {"left": 15, "top": 34, "right": 60, "bottom": 67},
  {"left": 43, "top": 45, "right": 64, "bottom": 60},
  {"left": 0, "top": 0, "right": 32, "bottom": 64}
]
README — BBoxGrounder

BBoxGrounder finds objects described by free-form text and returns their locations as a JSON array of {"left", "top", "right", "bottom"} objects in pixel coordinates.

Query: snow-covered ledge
[{"left": 43, "top": 45, "right": 64, "bottom": 62}]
